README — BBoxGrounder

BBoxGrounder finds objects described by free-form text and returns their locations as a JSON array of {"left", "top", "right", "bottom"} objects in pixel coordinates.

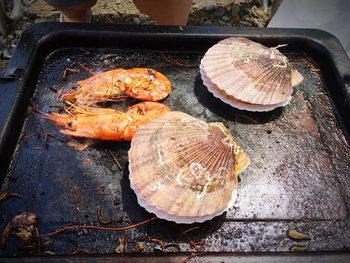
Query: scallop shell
[
  {"left": 200, "top": 37, "right": 303, "bottom": 111},
  {"left": 128, "top": 111, "right": 250, "bottom": 224},
  {"left": 200, "top": 63, "right": 290, "bottom": 112}
]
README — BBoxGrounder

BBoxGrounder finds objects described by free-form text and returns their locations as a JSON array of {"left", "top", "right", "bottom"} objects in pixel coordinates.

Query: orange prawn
[
  {"left": 43, "top": 102, "right": 171, "bottom": 141},
  {"left": 61, "top": 68, "right": 171, "bottom": 105}
]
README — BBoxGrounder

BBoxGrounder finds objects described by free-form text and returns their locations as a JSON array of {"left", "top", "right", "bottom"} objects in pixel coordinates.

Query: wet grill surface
[{"left": 1, "top": 47, "right": 350, "bottom": 256}]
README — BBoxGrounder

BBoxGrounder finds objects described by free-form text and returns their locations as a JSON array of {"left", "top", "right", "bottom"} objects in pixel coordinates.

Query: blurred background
[{"left": 0, "top": 0, "right": 275, "bottom": 70}]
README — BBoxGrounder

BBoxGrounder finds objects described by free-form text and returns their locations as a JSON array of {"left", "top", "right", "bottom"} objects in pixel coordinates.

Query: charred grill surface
[{"left": 0, "top": 24, "right": 349, "bottom": 258}]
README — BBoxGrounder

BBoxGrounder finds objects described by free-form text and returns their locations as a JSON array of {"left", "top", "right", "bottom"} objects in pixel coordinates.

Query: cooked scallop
[
  {"left": 128, "top": 111, "right": 250, "bottom": 224},
  {"left": 200, "top": 37, "right": 303, "bottom": 111},
  {"left": 200, "top": 64, "right": 291, "bottom": 111}
]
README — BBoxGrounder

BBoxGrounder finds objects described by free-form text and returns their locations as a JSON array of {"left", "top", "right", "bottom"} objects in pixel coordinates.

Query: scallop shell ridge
[
  {"left": 200, "top": 63, "right": 290, "bottom": 112},
  {"left": 128, "top": 111, "right": 249, "bottom": 223},
  {"left": 201, "top": 37, "right": 295, "bottom": 105}
]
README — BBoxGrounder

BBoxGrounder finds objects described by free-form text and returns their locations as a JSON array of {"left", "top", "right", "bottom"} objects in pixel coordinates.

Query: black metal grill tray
[{"left": 0, "top": 23, "right": 349, "bottom": 262}]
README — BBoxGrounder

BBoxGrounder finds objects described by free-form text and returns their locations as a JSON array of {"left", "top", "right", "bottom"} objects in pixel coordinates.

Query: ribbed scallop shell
[
  {"left": 128, "top": 111, "right": 250, "bottom": 224},
  {"left": 200, "top": 37, "right": 303, "bottom": 110},
  {"left": 200, "top": 63, "right": 290, "bottom": 112}
]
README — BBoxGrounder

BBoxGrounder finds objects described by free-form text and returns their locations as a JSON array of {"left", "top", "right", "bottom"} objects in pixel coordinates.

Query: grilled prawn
[
  {"left": 44, "top": 102, "right": 171, "bottom": 141},
  {"left": 61, "top": 68, "right": 171, "bottom": 105}
]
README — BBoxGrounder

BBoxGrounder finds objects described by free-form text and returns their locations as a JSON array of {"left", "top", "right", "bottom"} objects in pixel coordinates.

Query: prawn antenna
[
  {"left": 77, "top": 61, "right": 96, "bottom": 76},
  {"left": 64, "top": 101, "right": 89, "bottom": 115},
  {"left": 32, "top": 107, "right": 51, "bottom": 120}
]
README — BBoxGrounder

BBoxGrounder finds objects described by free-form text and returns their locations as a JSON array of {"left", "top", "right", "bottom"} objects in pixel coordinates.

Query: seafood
[
  {"left": 128, "top": 111, "right": 250, "bottom": 224},
  {"left": 62, "top": 68, "right": 171, "bottom": 104},
  {"left": 200, "top": 37, "right": 304, "bottom": 112},
  {"left": 44, "top": 102, "right": 171, "bottom": 141}
]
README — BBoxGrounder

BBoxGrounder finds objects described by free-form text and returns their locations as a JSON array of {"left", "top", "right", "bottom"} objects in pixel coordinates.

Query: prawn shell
[
  {"left": 200, "top": 37, "right": 303, "bottom": 106},
  {"left": 125, "top": 68, "right": 171, "bottom": 101},
  {"left": 46, "top": 102, "right": 171, "bottom": 141},
  {"left": 128, "top": 111, "right": 250, "bottom": 224},
  {"left": 62, "top": 68, "right": 171, "bottom": 104}
]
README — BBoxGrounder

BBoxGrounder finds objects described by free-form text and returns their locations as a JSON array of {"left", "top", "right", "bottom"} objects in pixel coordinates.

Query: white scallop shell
[
  {"left": 128, "top": 111, "right": 250, "bottom": 224},
  {"left": 200, "top": 62, "right": 291, "bottom": 112},
  {"left": 200, "top": 37, "right": 303, "bottom": 108}
]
